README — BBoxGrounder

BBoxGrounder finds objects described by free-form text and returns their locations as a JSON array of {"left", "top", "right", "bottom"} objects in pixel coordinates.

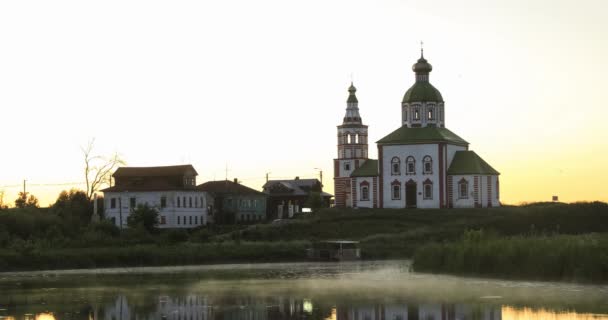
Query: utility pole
[
  {"left": 313, "top": 168, "right": 323, "bottom": 187},
  {"left": 265, "top": 172, "right": 271, "bottom": 183},
  {"left": 23, "top": 180, "right": 26, "bottom": 196}
]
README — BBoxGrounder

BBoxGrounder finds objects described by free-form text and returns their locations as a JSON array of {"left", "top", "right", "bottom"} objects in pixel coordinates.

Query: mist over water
[{"left": 1, "top": 261, "right": 607, "bottom": 319}]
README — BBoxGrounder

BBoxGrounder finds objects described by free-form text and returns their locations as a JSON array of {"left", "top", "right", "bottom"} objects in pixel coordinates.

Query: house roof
[
  {"left": 113, "top": 165, "right": 198, "bottom": 177},
  {"left": 263, "top": 178, "right": 333, "bottom": 198},
  {"left": 377, "top": 126, "right": 468, "bottom": 146},
  {"left": 350, "top": 159, "right": 379, "bottom": 177},
  {"left": 197, "top": 180, "right": 266, "bottom": 196},
  {"left": 102, "top": 181, "right": 197, "bottom": 193},
  {"left": 447, "top": 151, "right": 500, "bottom": 175}
]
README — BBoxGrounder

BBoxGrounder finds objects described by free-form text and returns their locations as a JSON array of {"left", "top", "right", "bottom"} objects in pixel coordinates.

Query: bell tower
[{"left": 334, "top": 83, "right": 369, "bottom": 208}]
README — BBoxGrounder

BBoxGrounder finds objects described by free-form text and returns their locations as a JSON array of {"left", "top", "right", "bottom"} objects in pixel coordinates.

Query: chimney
[
  {"left": 295, "top": 176, "right": 300, "bottom": 180},
  {"left": 233, "top": 178, "right": 238, "bottom": 184}
]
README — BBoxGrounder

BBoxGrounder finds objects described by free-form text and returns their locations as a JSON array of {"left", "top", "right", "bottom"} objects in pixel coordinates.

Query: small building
[
  {"left": 263, "top": 177, "right": 332, "bottom": 219},
  {"left": 102, "top": 164, "right": 208, "bottom": 229},
  {"left": 197, "top": 179, "right": 267, "bottom": 224}
]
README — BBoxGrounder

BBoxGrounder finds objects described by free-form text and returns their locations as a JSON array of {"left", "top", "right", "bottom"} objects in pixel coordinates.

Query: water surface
[{"left": 1, "top": 261, "right": 607, "bottom": 320}]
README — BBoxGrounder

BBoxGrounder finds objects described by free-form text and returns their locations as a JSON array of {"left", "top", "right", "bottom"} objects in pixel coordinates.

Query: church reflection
[{"left": 94, "top": 295, "right": 503, "bottom": 320}]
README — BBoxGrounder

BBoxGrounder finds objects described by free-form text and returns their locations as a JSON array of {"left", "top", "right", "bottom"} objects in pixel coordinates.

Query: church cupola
[
  {"left": 402, "top": 49, "right": 445, "bottom": 128},
  {"left": 344, "top": 82, "right": 362, "bottom": 124}
]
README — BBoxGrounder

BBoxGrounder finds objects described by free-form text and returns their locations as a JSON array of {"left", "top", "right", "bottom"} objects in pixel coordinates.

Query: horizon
[{"left": 1, "top": 0, "right": 607, "bottom": 207}]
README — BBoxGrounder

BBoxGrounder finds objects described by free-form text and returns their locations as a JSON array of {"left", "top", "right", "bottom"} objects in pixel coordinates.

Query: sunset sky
[{"left": 1, "top": 0, "right": 607, "bottom": 207}]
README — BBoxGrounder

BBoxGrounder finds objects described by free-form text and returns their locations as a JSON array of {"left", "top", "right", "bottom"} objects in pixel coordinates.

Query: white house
[
  {"left": 102, "top": 164, "right": 209, "bottom": 228},
  {"left": 334, "top": 50, "right": 500, "bottom": 209}
]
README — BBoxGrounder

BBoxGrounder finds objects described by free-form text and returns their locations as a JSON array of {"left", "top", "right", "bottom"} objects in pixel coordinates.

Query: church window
[
  {"left": 347, "top": 134, "right": 352, "bottom": 144},
  {"left": 344, "top": 162, "right": 351, "bottom": 171},
  {"left": 360, "top": 185, "right": 369, "bottom": 201},
  {"left": 391, "top": 183, "right": 401, "bottom": 200},
  {"left": 391, "top": 157, "right": 400, "bottom": 175},
  {"left": 404, "top": 109, "right": 408, "bottom": 122},
  {"left": 414, "top": 109, "right": 420, "bottom": 120},
  {"left": 459, "top": 179, "right": 469, "bottom": 199},
  {"left": 423, "top": 156, "right": 432, "bottom": 174},
  {"left": 428, "top": 108, "right": 435, "bottom": 120},
  {"left": 406, "top": 156, "right": 416, "bottom": 174},
  {"left": 423, "top": 180, "right": 433, "bottom": 199},
  {"left": 355, "top": 133, "right": 359, "bottom": 144}
]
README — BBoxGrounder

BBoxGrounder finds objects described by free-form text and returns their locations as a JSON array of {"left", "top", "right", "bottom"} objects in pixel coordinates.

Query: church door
[{"left": 406, "top": 180, "right": 417, "bottom": 208}]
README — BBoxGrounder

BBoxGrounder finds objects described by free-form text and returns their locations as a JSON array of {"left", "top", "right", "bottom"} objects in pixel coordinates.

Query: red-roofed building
[{"left": 102, "top": 165, "right": 210, "bottom": 228}]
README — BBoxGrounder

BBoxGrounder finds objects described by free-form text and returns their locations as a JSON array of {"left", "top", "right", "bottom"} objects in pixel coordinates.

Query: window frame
[
  {"left": 406, "top": 156, "right": 416, "bottom": 175},
  {"left": 458, "top": 179, "right": 469, "bottom": 199},
  {"left": 391, "top": 181, "right": 401, "bottom": 200},
  {"left": 423, "top": 180, "right": 433, "bottom": 200},
  {"left": 360, "top": 184, "right": 370, "bottom": 201},
  {"left": 391, "top": 157, "right": 401, "bottom": 175},
  {"left": 423, "top": 155, "right": 433, "bottom": 174}
]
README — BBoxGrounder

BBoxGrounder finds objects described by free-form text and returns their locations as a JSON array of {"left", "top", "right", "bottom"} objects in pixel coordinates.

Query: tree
[
  {"left": 82, "top": 139, "right": 125, "bottom": 200},
  {"left": 304, "top": 192, "right": 324, "bottom": 212},
  {"left": 14, "top": 192, "right": 39, "bottom": 208},
  {"left": 127, "top": 204, "right": 159, "bottom": 232},
  {"left": 52, "top": 189, "right": 93, "bottom": 227},
  {"left": 0, "top": 191, "right": 7, "bottom": 210}
]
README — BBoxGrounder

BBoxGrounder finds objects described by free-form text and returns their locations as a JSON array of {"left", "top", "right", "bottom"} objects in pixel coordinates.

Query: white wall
[
  {"left": 104, "top": 190, "right": 208, "bottom": 229},
  {"left": 381, "top": 144, "right": 440, "bottom": 208},
  {"left": 450, "top": 175, "right": 500, "bottom": 208},
  {"left": 353, "top": 176, "right": 377, "bottom": 208}
]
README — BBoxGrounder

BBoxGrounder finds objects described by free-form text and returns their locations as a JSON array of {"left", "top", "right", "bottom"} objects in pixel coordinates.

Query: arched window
[
  {"left": 355, "top": 133, "right": 359, "bottom": 144},
  {"left": 391, "top": 180, "right": 401, "bottom": 200},
  {"left": 406, "top": 156, "right": 416, "bottom": 174},
  {"left": 423, "top": 179, "right": 433, "bottom": 199},
  {"left": 423, "top": 156, "right": 432, "bottom": 174},
  {"left": 360, "top": 181, "right": 370, "bottom": 201},
  {"left": 428, "top": 108, "right": 435, "bottom": 120},
  {"left": 347, "top": 133, "right": 351, "bottom": 144},
  {"left": 414, "top": 108, "right": 420, "bottom": 120},
  {"left": 458, "top": 178, "right": 469, "bottom": 199},
  {"left": 391, "top": 157, "right": 401, "bottom": 175}
]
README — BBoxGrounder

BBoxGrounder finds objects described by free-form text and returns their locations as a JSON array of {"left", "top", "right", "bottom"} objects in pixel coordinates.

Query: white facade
[
  {"left": 449, "top": 174, "right": 500, "bottom": 208},
  {"left": 104, "top": 190, "right": 209, "bottom": 229},
  {"left": 352, "top": 176, "right": 379, "bottom": 208}
]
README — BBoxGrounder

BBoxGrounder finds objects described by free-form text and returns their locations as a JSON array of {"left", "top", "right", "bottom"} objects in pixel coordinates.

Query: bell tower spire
[{"left": 334, "top": 82, "right": 369, "bottom": 208}]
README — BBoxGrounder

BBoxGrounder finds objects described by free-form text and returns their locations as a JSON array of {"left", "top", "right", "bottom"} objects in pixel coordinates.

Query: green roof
[
  {"left": 447, "top": 151, "right": 500, "bottom": 175},
  {"left": 402, "top": 81, "right": 443, "bottom": 103},
  {"left": 377, "top": 126, "right": 468, "bottom": 145},
  {"left": 350, "top": 159, "right": 378, "bottom": 177}
]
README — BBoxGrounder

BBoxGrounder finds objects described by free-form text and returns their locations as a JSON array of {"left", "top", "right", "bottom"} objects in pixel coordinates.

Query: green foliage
[
  {"left": 412, "top": 233, "right": 608, "bottom": 282},
  {"left": 127, "top": 204, "right": 159, "bottom": 232},
  {"left": 304, "top": 192, "right": 324, "bottom": 211},
  {"left": 0, "top": 241, "right": 309, "bottom": 272},
  {"left": 164, "top": 229, "right": 189, "bottom": 243},
  {"left": 51, "top": 189, "right": 93, "bottom": 228},
  {"left": 14, "top": 192, "right": 39, "bottom": 208}
]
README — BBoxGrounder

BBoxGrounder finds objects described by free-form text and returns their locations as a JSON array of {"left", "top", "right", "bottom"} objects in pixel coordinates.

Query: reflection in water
[
  {"left": 502, "top": 306, "right": 608, "bottom": 320},
  {"left": 1, "top": 262, "right": 607, "bottom": 320}
]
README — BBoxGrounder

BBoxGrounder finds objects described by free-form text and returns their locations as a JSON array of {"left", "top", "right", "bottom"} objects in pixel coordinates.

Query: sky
[{"left": 1, "top": 0, "right": 607, "bottom": 207}]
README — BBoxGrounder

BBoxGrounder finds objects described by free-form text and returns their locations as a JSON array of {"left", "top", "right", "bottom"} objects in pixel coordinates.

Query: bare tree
[{"left": 82, "top": 139, "right": 126, "bottom": 200}]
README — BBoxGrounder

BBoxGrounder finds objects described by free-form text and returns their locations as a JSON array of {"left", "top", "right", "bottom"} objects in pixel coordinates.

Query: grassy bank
[
  {"left": 1, "top": 202, "right": 607, "bottom": 273},
  {"left": 0, "top": 241, "right": 309, "bottom": 272},
  {"left": 412, "top": 232, "right": 608, "bottom": 282}
]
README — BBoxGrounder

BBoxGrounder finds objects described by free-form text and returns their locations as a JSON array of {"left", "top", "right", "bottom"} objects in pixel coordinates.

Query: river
[{"left": 0, "top": 260, "right": 607, "bottom": 320}]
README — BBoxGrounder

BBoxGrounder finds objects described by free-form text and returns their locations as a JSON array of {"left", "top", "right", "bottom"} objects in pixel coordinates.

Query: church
[{"left": 334, "top": 51, "right": 500, "bottom": 209}]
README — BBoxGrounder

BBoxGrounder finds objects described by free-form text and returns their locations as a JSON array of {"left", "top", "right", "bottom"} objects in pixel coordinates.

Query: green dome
[{"left": 402, "top": 81, "right": 443, "bottom": 103}]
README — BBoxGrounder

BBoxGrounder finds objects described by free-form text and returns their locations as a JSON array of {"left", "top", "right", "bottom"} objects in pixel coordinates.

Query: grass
[
  {"left": 412, "top": 232, "right": 608, "bottom": 282},
  {"left": 0, "top": 241, "right": 309, "bottom": 272}
]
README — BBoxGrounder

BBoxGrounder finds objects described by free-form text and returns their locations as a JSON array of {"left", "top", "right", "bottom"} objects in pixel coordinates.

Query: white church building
[{"left": 334, "top": 51, "right": 500, "bottom": 209}]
